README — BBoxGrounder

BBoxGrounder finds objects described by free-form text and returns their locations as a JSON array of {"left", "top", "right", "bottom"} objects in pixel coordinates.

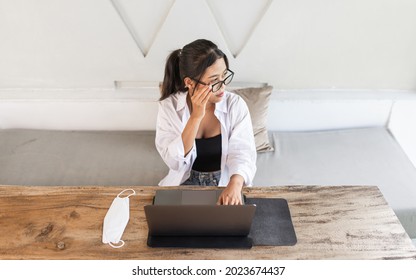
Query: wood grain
[{"left": 0, "top": 185, "right": 415, "bottom": 260}]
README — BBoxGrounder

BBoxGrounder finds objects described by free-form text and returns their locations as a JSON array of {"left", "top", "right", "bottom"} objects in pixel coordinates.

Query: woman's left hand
[{"left": 217, "top": 175, "right": 244, "bottom": 205}]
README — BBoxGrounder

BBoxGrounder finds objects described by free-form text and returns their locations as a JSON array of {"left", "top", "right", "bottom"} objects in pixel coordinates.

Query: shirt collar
[
  {"left": 175, "top": 92, "right": 188, "bottom": 112},
  {"left": 215, "top": 92, "right": 228, "bottom": 114}
]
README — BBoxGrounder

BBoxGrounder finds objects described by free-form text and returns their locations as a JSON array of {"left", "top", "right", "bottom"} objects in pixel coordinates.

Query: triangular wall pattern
[
  {"left": 206, "top": 0, "right": 273, "bottom": 58},
  {"left": 110, "top": 0, "right": 174, "bottom": 57}
]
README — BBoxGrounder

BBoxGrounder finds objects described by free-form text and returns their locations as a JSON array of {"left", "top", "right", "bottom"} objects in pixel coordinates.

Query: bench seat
[{"left": 1, "top": 127, "right": 415, "bottom": 239}]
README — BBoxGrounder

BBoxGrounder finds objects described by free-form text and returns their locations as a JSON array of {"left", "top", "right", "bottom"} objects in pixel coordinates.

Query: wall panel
[{"left": 0, "top": 0, "right": 415, "bottom": 90}]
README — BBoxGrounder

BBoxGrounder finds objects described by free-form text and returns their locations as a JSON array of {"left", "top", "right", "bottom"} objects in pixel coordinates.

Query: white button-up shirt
[{"left": 155, "top": 90, "right": 257, "bottom": 186}]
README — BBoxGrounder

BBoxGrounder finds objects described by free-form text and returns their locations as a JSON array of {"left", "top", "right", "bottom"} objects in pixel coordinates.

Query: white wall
[
  {"left": 0, "top": 88, "right": 407, "bottom": 131},
  {"left": 389, "top": 101, "right": 416, "bottom": 168},
  {"left": 1, "top": 0, "right": 416, "bottom": 90}
]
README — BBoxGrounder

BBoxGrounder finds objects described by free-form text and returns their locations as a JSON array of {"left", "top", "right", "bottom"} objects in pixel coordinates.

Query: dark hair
[{"left": 160, "top": 39, "right": 229, "bottom": 100}]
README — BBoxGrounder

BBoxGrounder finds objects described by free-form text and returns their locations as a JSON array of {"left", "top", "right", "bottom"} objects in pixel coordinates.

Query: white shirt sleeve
[
  {"left": 226, "top": 95, "right": 257, "bottom": 186},
  {"left": 155, "top": 101, "right": 194, "bottom": 172}
]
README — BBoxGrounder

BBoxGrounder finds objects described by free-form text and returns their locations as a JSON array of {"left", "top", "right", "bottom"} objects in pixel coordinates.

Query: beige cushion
[{"left": 232, "top": 86, "right": 274, "bottom": 152}]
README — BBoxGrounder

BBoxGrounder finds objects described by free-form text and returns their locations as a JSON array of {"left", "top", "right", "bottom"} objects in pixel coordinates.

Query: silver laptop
[{"left": 144, "top": 189, "right": 256, "bottom": 236}]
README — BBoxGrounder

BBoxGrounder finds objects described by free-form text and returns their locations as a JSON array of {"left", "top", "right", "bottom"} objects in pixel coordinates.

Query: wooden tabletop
[{"left": 0, "top": 185, "right": 415, "bottom": 260}]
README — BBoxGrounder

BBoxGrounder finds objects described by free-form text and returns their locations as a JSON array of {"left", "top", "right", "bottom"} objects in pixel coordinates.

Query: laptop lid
[
  {"left": 144, "top": 190, "right": 256, "bottom": 236},
  {"left": 153, "top": 189, "right": 227, "bottom": 205}
]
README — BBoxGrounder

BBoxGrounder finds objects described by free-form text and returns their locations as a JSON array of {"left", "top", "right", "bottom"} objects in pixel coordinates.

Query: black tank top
[{"left": 192, "top": 134, "right": 222, "bottom": 172}]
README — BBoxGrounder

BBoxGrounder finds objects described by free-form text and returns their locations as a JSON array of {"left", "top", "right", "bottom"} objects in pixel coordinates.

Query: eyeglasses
[{"left": 190, "top": 69, "right": 234, "bottom": 92}]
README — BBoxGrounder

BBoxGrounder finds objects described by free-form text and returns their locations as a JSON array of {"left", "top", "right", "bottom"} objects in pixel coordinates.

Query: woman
[{"left": 155, "top": 39, "right": 256, "bottom": 205}]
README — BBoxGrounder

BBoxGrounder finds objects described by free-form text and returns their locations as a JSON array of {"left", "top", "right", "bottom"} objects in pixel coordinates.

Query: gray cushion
[
  {"left": 255, "top": 128, "right": 416, "bottom": 239},
  {"left": 0, "top": 129, "right": 167, "bottom": 186},
  {"left": 231, "top": 86, "right": 274, "bottom": 152}
]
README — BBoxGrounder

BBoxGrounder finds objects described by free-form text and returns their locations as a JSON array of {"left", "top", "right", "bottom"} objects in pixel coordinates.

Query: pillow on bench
[{"left": 232, "top": 85, "right": 274, "bottom": 152}]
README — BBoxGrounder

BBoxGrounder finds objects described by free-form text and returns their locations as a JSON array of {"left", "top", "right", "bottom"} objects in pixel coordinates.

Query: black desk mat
[
  {"left": 246, "top": 198, "right": 297, "bottom": 246},
  {"left": 147, "top": 197, "right": 296, "bottom": 248}
]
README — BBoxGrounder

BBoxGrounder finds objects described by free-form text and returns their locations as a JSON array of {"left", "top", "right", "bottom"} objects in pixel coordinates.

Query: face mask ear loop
[
  {"left": 109, "top": 240, "right": 125, "bottom": 249},
  {"left": 117, "top": 189, "right": 136, "bottom": 198}
]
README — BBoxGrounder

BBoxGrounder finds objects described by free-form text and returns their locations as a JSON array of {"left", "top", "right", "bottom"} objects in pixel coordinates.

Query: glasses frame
[{"left": 190, "top": 69, "right": 234, "bottom": 92}]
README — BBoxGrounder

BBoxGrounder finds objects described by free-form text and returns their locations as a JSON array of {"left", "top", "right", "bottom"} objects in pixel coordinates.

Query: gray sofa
[{"left": 1, "top": 127, "right": 416, "bottom": 244}]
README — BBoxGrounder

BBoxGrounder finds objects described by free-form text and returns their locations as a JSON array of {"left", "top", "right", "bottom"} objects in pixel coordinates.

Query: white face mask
[{"left": 102, "top": 189, "right": 135, "bottom": 248}]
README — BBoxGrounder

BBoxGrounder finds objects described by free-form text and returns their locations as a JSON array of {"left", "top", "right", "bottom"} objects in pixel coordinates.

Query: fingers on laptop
[{"left": 217, "top": 193, "right": 242, "bottom": 205}]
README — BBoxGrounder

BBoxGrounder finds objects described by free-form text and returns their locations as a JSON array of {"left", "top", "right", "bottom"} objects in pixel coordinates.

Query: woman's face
[{"left": 193, "top": 58, "right": 228, "bottom": 103}]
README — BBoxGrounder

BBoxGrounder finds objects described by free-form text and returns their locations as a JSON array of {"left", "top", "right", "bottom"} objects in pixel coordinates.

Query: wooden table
[{"left": 0, "top": 185, "right": 415, "bottom": 260}]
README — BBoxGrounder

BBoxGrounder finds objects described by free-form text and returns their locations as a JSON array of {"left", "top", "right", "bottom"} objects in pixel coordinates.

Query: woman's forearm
[{"left": 181, "top": 116, "right": 202, "bottom": 156}]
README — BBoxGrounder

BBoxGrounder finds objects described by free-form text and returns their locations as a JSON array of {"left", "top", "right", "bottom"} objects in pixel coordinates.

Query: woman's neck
[{"left": 205, "top": 102, "right": 215, "bottom": 111}]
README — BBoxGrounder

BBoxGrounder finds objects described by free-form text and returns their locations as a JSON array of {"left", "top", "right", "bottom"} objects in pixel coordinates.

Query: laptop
[{"left": 144, "top": 189, "right": 256, "bottom": 237}]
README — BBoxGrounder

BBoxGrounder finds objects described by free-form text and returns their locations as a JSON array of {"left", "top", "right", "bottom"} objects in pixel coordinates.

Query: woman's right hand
[
  {"left": 182, "top": 84, "right": 212, "bottom": 156},
  {"left": 189, "top": 85, "right": 212, "bottom": 120}
]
